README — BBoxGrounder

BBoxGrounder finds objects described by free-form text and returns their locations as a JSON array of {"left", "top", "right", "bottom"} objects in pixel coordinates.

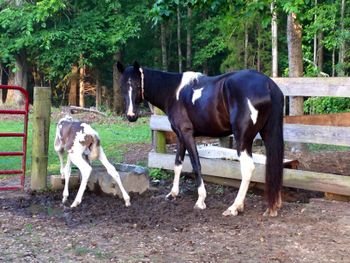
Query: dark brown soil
[{"left": 1, "top": 176, "right": 349, "bottom": 263}]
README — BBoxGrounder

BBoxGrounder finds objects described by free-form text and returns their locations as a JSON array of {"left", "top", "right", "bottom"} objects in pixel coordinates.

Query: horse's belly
[{"left": 191, "top": 118, "right": 232, "bottom": 137}]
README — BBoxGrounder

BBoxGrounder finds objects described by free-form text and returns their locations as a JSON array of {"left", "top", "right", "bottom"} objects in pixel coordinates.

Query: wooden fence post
[
  {"left": 154, "top": 108, "right": 166, "bottom": 153},
  {"left": 31, "top": 87, "right": 51, "bottom": 190}
]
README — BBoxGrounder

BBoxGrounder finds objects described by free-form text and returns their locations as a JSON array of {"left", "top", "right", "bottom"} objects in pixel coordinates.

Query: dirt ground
[{"left": 1, "top": 111, "right": 350, "bottom": 262}]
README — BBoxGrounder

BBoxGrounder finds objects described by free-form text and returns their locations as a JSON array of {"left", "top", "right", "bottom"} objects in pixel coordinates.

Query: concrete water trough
[{"left": 50, "top": 163, "right": 150, "bottom": 199}]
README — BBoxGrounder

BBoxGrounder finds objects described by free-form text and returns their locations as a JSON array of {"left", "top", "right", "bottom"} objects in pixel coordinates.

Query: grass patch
[{"left": 0, "top": 115, "right": 151, "bottom": 178}]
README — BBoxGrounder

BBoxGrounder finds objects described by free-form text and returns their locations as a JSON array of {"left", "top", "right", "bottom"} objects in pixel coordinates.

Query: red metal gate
[{"left": 0, "top": 85, "right": 29, "bottom": 190}]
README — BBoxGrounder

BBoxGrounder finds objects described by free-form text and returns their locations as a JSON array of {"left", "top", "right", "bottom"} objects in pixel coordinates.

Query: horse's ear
[
  {"left": 116, "top": 61, "right": 124, "bottom": 73},
  {"left": 133, "top": 61, "right": 140, "bottom": 70}
]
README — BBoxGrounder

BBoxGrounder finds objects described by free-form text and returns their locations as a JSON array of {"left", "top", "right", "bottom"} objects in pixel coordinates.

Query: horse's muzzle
[{"left": 127, "top": 115, "right": 138, "bottom": 122}]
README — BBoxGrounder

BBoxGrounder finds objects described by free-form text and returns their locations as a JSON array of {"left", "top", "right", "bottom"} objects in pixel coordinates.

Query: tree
[
  {"left": 271, "top": 1, "right": 278, "bottom": 77},
  {"left": 287, "top": 12, "right": 304, "bottom": 116}
]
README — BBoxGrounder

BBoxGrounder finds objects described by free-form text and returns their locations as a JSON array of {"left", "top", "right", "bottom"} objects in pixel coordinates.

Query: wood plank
[
  {"left": 148, "top": 152, "right": 350, "bottom": 196},
  {"left": 197, "top": 145, "right": 296, "bottom": 166},
  {"left": 150, "top": 115, "right": 350, "bottom": 146},
  {"left": 284, "top": 113, "right": 350, "bottom": 127},
  {"left": 272, "top": 77, "right": 350, "bottom": 97},
  {"left": 283, "top": 123, "right": 350, "bottom": 146}
]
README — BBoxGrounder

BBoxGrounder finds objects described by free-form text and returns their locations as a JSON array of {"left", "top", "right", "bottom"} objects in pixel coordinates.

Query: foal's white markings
[
  {"left": 223, "top": 150, "right": 255, "bottom": 216},
  {"left": 167, "top": 164, "right": 183, "bottom": 198},
  {"left": 127, "top": 86, "right": 135, "bottom": 117},
  {"left": 81, "top": 123, "right": 97, "bottom": 135},
  {"left": 192, "top": 87, "right": 204, "bottom": 105},
  {"left": 176, "top": 71, "right": 202, "bottom": 100},
  {"left": 195, "top": 179, "right": 207, "bottom": 209},
  {"left": 247, "top": 98, "right": 258, "bottom": 125}
]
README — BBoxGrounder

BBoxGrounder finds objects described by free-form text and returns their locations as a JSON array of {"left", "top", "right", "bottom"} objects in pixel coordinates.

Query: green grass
[{"left": 0, "top": 116, "right": 151, "bottom": 178}]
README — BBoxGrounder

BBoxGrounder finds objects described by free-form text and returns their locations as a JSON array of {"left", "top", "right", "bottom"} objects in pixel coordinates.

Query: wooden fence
[{"left": 148, "top": 77, "right": 350, "bottom": 197}]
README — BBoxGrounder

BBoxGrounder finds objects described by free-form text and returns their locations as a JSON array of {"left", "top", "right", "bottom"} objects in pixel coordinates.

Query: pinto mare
[
  {"left": 117, "top": 62, "right": 284, "bottom": 216},
  {"left": 54, "top": 116, "right": 131, "bottom": 208}
]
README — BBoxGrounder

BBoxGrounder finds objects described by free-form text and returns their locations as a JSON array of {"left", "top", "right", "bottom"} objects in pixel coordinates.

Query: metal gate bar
[{"left": 0, "top": 85, "right": 29, "bottom": 190}]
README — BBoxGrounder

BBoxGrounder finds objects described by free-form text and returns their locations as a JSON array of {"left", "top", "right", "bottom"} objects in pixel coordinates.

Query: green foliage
[
  {"left": 149, "top": 168, "right": 172, "bottom": 180},
  {"left": 304, "top": 97, "right": 350, "bottom": 114}
]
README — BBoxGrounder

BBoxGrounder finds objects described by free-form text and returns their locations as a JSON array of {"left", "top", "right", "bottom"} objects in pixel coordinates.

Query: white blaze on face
[
  {"left": 127, "top": 78, "right": 135, "bottom": 117},
  {"left": 247, "top": 98, "right": 258, "bottom": 125},
  {"left": 192, "top": 88, "right": 204, "bottom": 105},
  {"left": 176, "top": 71, "right": 202, "bottom": 100}
]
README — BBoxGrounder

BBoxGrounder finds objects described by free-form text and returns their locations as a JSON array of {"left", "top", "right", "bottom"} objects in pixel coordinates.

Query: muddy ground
[
  {"left": 1, "top": 112, "right": 350, "bottom": 262},
  {"left": 1, "top": 144, "right": 350, "bottom": 263}
]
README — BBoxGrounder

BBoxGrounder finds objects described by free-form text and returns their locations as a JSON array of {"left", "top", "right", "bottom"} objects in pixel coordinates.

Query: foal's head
[{"left": 117, "top": 61, "right": 143, "bottom": 122}]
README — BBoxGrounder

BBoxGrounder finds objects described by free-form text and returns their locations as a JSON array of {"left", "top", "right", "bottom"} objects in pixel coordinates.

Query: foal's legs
[
  {"left": 54, "top": 134, "right": 65, "bottom": 179},
  {"left": 166, "top": 140, "right": 186, "bottom": 199},
  {"left": 62, "top": 157, "right": 72, "bottom": 204},
  {"left": 69, "top": 152, "right": 92, "bottom": 208},
  {"left": 98, "top": 147, "right": 131, "bottom": 207}
]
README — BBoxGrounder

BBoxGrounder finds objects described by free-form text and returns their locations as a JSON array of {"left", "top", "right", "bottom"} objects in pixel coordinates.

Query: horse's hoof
[
  {"left": 165, "top": 192, "right": 177, "bottom": 201},
  {"left": 263, "top": 208, "right": 278, "bottom": 217},
  {"left": 70, "top": 201, "right": 80, "bottom": 208},
  {"left": 194, "top": 202, "right": 206, "bottom": 210},
  {"left": 125, "top": 199, "right": 131, "bottom": 207},
  {"left": 222, "top": 209, "right": 238, "bottom": 216},
  {"left": 62, "top": 197, "right": 67, "bottom": 204}
]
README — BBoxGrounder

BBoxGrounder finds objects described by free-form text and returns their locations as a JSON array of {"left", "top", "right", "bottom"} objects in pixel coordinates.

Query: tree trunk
[
  {"left": 11, "top": 51, "right": 28, "bottom": 106},
  {"left": 271, "top": 1, "right": 278, "bottom": 77},
  {"left": 95, "top": 69, "right": 101, "bottom": 110},
  {"left": 186, "top": 6, "right": 192, "bottom": 70},
  {"left": 332, "top": 47, "right": 335, "bottom": 77},
  {"left": 257, "top": 26, "right": 261, "bottom": 72},
  {"left": 313, "top": 0, "right": 318, "bottom": 66},
  {"left": 317, "top": 32, "right": 324, "bottom": 72},
  {"left": 68, "top": 64, "right": 78, "bottom": 106},
  {"left": 161, "top": 23, "right": 168, "bottom": 71},
  {"left": 79, "top": 64, "right": 85, "bottom": 108},
  {"left": 0, "top": 64, "right": 9, "bottom": 104},
  {"left": 338, "top": 0, "right": 345, "bottom": 76},
  {"left": 244, "top": 23, "right": 248, "bottom": 68},
  {"left": 113, "top": 52, "right": 123, "bottom": 114},
  {"left": 287, "top": 12, "right": 304, "bottom": 116},
  {"left": 177, "top": 5, "right": 183, "bottom": 72}
]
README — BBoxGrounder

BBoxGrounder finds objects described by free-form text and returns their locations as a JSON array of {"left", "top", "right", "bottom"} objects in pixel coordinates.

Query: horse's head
[{"left": 117, "top": 61, "right": 143, "bottom": 122}]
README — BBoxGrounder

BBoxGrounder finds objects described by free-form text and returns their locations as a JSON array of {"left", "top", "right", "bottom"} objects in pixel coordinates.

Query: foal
[{"left": 54, "top": 115, "right": 130, "bottom": 208}]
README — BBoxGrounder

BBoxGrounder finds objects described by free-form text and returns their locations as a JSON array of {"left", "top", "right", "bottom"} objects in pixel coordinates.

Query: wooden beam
[
  {"left": 284, "top": 113, "right": 350, "bottom": 127},
  {"left": 148, "top": 151, "right": 350, "bottom": 196},
  {"left": 272, "top": 77, "right": 350, "bottom": 97},
  {"left": 150, "top": 115, "right": 350, "bottom": 146},
  {"left": 31, "top": 87, "right": 51, "bottom": 190}
]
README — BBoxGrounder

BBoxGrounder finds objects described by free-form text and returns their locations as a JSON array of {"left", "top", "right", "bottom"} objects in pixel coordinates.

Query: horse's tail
[{"left": 261, "top": 79, "right": 284, "bottom": 212}]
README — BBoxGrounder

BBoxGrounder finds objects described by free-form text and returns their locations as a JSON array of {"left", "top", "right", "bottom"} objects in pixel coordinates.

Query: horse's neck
[{"left": 143, "top": 68, "right": 182, "bottom": 112}]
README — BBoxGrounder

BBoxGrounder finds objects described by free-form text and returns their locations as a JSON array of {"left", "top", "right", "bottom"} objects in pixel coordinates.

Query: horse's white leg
[
  {"left": 62, "top": 157, "right": 72, "bottom": 204},
  {"left": 54, "top": 131, "right": 65, "bottom": 179},
  {"left": 57, "top": 150, "right": 65, "bottom": 179},
  {"left": 166, "top": 164, "right": 182, "bottom": 198},
  {"left": 223, "top": 150, "right": 255, "bottom": 216},
  {"left": 98, "top": 147, "right": 130, "bottom": 207},
  {"left": 167, "top": 139, "right": 185, "bottom": 199},
  {"left": 69, "top": 153, "right": 92, "bottom": 208},
  {"left": 194, "top": 178, "right": 207, "bottom": 209}
]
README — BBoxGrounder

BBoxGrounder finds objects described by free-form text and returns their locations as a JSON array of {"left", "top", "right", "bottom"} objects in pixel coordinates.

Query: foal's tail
[{"left": 261, "top": 80, "right": 284, "bottom": 212}]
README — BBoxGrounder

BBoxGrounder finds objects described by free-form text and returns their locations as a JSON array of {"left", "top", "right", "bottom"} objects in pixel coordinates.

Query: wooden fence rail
[{"left": 148, "top": 77, "right": 350, "bottom": 197}]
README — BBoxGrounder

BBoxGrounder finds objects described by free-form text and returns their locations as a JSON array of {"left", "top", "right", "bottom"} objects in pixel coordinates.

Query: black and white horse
[{"left": 117, "top": 61, "right": 284, "bottom": 216}]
